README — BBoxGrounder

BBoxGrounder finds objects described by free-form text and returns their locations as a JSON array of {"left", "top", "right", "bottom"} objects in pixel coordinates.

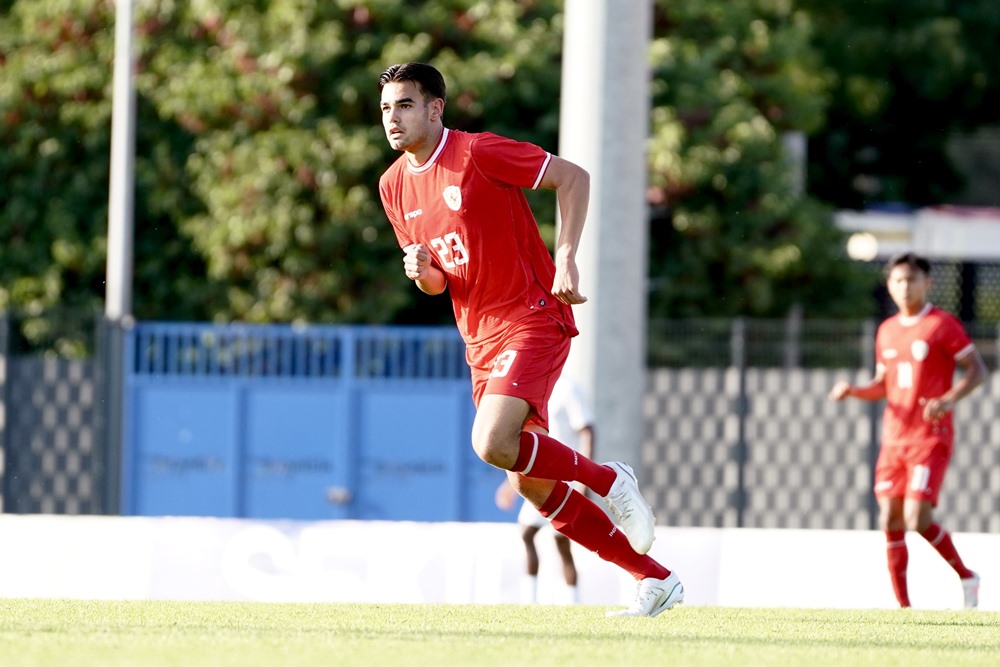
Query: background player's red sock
[
  {"left": 512, "top": 431, "right": 616, "bottom": 496},
  {"left": 539, "top": 482, "right": 669, "bottom": 581},
  {"left": 885, "top": 530, "right": 910, "bottom": 607},
  {"left": 919, "top": 523, "right": 975, "bottom": 579}
]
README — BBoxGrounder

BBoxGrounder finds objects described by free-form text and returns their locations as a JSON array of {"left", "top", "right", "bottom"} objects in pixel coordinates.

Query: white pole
[
  {"left": 559, "top": 0, "right": 652, "bottom": 466},
  {"left": 106, "top": 0, "right": 136, "bottom": 321},
  {"left": 103, "top": 0, "right": 138, "bottom": 514}
]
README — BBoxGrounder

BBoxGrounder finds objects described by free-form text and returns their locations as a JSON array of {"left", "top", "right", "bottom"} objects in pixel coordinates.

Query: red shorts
[
  {"left": 874, "top": 439, "right": 953, "bottom": 506},
  {"left": 466, "top": 316, "right": 571, "bottom": 431}
]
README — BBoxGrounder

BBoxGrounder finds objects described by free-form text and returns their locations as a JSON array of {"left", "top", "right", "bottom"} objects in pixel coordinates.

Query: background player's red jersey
[
  {"left": 875, "top": 304, "right": 976, "bottom": 445},
  {"left": 379, "top": 129, "right": 577, "bottom": 345}
]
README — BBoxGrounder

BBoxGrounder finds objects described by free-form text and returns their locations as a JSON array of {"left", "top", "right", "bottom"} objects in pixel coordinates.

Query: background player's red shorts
[
  {"left": 466, "top": 315, "right": 571, "bottom": 431},
  {"left": 874, "top": 438, "right": 953, "bottom": 506}
]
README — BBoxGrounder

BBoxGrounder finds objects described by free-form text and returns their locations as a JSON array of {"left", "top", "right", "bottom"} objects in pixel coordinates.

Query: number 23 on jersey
[{"left": 429, "top": 232, "right": 469, "bottom": 269}]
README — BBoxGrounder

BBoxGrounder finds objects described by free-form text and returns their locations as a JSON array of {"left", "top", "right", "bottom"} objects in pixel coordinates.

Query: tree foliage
[
  {"left": 798, "top": 0, "right": 1000, "bottom": 208},
  {"left": 0, "top": 0, "right": 221, "bottom": 353},
  {"left": 0, "top": 0, "right": 563, "bottom": 345},
  {"left": 647, "top": 0, "right": 875, "bottom": 318},
  {"left": 5, "top": 0, "right": 995, "bottom": 352}
]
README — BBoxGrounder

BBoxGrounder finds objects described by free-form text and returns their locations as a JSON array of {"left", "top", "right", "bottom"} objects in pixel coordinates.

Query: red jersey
[
  {"left": 875, "top": 304, "right": 976, "bottom": 446},
  {"left": 379, "top": 128, "right": 577, "bottom": 345}
]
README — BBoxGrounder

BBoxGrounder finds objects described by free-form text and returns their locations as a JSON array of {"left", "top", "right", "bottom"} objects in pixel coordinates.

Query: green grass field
[{"left": 2, "top": 599, "right": 997, "bottom": 667}]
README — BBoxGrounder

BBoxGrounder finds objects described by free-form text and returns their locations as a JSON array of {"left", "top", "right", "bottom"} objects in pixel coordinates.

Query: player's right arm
[
  {"left": 403, "top": 243, "right": 447, "bottom": 295},
  {"left": 829, "top": 365, "right": 887, "bottom": 402},
  {"left": 379, "top": 173, "right": 446, "bottom": 295},
  {"left": 921, "top": 343, "right": 987, "bottom": 420},
  {"left": 539, "top": 156, "right": 589, "bottom": 306}
]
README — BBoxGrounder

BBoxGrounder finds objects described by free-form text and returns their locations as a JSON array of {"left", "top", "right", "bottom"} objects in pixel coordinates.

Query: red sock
[
  {"left": 512, "top": 431, "right": 616, "bottom": 496},
  {"left": 885, "top": 530, "right": 910, "bottom": 608},
  {"left": 539, "top": 481, "right": 670, "bottom": 581},
  {"left": 919, "top": 524, "right": 974, "bottom": 579}
]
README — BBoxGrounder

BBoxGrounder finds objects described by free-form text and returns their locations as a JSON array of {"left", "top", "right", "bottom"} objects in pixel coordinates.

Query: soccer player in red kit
[
  {"left": 377, "top": 62, "right": 683, "bottom": 617},
  {"left": 830, "top": 252, "right": 986, "bottom": 609}
]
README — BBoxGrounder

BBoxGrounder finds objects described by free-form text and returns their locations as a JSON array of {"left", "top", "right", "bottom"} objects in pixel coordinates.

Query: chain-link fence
[
  {"left": 0, "top": 310, "right": 112, "bottom": 514},
  {"left": 888, "top": 260, "right": 1000, "bottom": 323},
  {"left": 2, "top": 306, "right": 998, "bottom": 529},
  {"left": 647, "top": 260, "right": 1000, "bottom": 370},
  {"left": 642, "top": 365, "right": 1000, "bottom": 532},
  {"left": 643, "top": 316, "right": 1000, "bottom": 532},
  {"left": 648, "top": 317, "right": 1000, "bottom": 371}
]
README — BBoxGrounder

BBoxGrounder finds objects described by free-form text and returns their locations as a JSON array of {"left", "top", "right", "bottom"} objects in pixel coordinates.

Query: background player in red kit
[
  {"left": 377, "top": 62, "right": 682, "bottom": 617},
  {"left": 830, "top": 252, "right": 986, "bottom": 609}
]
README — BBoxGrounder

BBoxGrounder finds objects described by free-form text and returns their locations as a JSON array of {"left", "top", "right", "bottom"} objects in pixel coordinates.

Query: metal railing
[{"left": 648, "top": 317, "right": 1000, "bottom": 370}]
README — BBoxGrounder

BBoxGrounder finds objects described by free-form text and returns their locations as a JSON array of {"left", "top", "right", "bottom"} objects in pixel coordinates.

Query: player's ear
[{"left": 430, "top": 98, "right": 444, "bottom": 121}]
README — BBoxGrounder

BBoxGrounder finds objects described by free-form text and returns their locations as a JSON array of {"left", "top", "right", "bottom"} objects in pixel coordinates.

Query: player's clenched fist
[
  {"left": 828, "top": 380, "right": 851, "bottom": 401},
  {"left": 401, "top": 243, "right": 447, "bottom": 295},
  {"left": 403, "top": 244, "right": 431, "bottom": 281}
]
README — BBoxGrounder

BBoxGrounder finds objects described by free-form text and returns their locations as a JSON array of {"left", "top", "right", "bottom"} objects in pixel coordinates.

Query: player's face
[
  {"left": 380, "top": 81, "right": 439, "bottom": 154},
  {"left": 886, "top": 263, "right": 930, "bottom": 315}
]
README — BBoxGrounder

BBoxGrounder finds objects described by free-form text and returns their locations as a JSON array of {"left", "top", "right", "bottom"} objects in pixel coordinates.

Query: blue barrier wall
[{"left": 122, "top": 323, "right": 512, "bottom": 522}]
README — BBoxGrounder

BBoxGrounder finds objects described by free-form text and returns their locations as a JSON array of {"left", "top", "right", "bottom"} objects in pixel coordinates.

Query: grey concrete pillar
[{"left": 558, "top": 1, "right": 652, "bottom": 467}]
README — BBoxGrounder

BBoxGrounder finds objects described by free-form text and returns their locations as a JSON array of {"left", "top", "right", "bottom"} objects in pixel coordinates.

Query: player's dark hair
[
  {"left": 378, "top": 62, "right": 447, "bottom": 103},
  {"left": 884, "top": 251, "right": 931, "bottom": 279}
]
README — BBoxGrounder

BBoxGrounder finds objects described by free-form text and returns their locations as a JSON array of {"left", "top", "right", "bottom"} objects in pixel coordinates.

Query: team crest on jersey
[
  {"left": 911, "top": 340, "right": 929, "bottom": 361},
  {"left": 442, "top": 185, "right": 462, "bottom": 211}
]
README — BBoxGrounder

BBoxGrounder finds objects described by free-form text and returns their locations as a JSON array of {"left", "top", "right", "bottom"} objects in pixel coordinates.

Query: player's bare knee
[
  {"left": 879, "top": 512, "right": 905, "bottom": 533},
  {"left": 470, "top": 433, "right": 490, "bottom": 463},
  {"left": 905, "top": 512, "right": 928, "bottom": 533},
  {"left": 471, "top": 420, "right": 521, "bottom": 469},
  {"left": 471, "top": 435, "right": 501, "bottom": 467}
]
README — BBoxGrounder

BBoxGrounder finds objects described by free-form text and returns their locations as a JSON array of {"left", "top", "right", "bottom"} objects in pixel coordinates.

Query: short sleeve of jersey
[
  {"left": 469, "top": 132, "right": 551, "bottom": 191},
  {"left": 939, "top": 311, "right": 974, "bottom": 359}
]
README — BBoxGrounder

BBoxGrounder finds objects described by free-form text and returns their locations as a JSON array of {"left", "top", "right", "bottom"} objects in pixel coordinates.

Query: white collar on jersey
[
  {"left": 408, "top": 127, "right": 450, "bottom": 174},
  {"left": 898, "top": 302, "right": 932, "bottom": 327}
]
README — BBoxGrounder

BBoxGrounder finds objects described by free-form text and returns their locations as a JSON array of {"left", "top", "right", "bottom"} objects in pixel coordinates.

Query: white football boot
[
  {"left": 601, "top": 461, "right": 656, "bottom": 554},
  {"left": 962, "top": 572, "right": 980, "bottom": 610},
  {"left": 607, "top": 572, "right": 685, "bottom": 618}
]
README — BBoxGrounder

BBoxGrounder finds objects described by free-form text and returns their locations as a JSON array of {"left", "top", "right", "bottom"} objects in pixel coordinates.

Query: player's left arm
[
  {"left": 923, "top": 345, "right": 988, "bottom": 421},
  {"left": 538, "top": 156, "right": 590, "bottom": 305}
]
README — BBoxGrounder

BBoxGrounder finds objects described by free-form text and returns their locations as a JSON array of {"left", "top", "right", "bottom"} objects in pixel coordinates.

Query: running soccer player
[
  {"left": 829, "top": 251, "right": 986, "bottom": 609},
  {"left": 377, "top": 62, "right": 682, "bottom": 617}
]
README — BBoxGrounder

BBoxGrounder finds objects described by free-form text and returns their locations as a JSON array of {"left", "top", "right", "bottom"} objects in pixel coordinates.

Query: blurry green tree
[
  {"left": 799, "top": 0, "right": 1000, "bottom": 208},
  {"left": 9, "top": 0, "right": 994, "bottom": 352},
  {"left": 647, "top": 0, "right": 875, "bottom": 318},
  {"left": 0, "top": 0, "right": 221, "bottom": 354},
  {"left": 0, "top": 0, "right": 563, "bottom": 347}
]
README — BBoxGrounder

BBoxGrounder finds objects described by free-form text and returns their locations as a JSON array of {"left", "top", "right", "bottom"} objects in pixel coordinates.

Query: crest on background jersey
[
  {"left": 911, "top": 340, "right": 929, "bottom": 361},
  {"left": 442, "top": 185, "right": 462, "bottom": 211}
]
